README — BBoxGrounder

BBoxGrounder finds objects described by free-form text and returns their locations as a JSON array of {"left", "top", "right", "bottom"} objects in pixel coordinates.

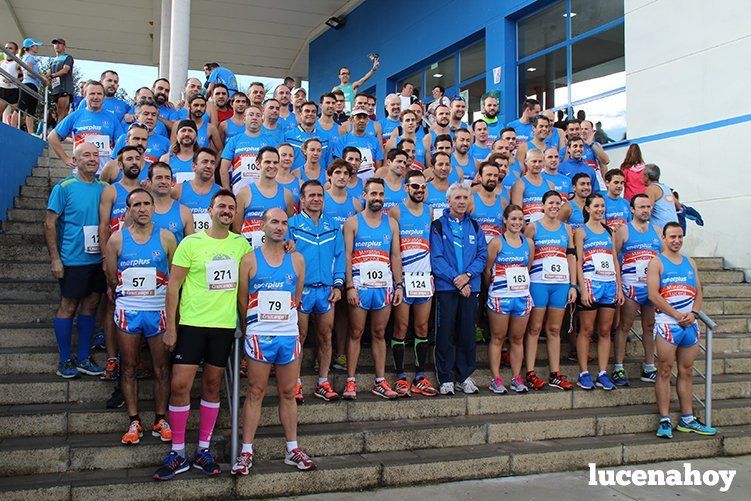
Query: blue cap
[{"left": 22, "top": 38, "right": 43, "bottom": 49}]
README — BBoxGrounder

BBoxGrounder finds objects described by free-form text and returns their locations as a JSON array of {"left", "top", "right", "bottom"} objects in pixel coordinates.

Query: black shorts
[
  {"left": 0, "top": 87, "right": 19, "bottom": 105},
  {"left": 576, "top": 300, "right": 617, "bottom": 312},
  {"left": 59, "top": 263, "right": 106, "bottom": 299},
  {"left": 17, "top": 84, "right": 38, "bottom": 115},
  {"left": 172, "top": 325, "right": 235, "bottom": 367}
]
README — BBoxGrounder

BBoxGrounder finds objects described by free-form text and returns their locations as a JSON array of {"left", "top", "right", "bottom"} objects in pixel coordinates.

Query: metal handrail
[
  {"left": 629, "top": 309, "right": 716, "bottom": 426},
  {"left": 0, "top": 47, "right": 49, "bottom": 137},
  {"left": 0, "top": 46, "right": 48, "bottom": 84}
]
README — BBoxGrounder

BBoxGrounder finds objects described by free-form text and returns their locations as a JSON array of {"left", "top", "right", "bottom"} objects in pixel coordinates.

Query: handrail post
[
  {"left": 696, "top": 311, "right": 716, "bottom": 427},
  {"left": 230, "top": 329, "right": 242, "bottom": 462},
  {"left": 42, "top": 87, "right": 49, "bottom": 139}
]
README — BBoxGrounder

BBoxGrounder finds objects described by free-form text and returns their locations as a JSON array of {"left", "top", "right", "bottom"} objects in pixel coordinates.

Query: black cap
[
  {"left": 51, "top": 38, "right": 66, "bottom": 45},
  {"left": 176, "top": 119, "right": 197, "bottom": 132}
]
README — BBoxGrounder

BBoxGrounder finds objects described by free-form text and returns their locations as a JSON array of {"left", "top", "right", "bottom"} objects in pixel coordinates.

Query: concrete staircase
[{"left": 0, "top": 146, "right": 749, "bottom": 500}]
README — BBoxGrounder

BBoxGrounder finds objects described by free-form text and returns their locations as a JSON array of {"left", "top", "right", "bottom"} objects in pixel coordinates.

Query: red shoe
[
  {"left": 525, "top": 370, "right": 546, "bottom": 391},
  {"left": 294, "top": 383, "right": 304, "bottom": 404},
  {"left": 371, "top": 380, "right": 398, "bottom": 399},
  {"left": 314, "top": 381, "right": 339, "bottom": 401},
  {"left": 394, "top": 378, "right": 411, "bottom": 397},
  {"left": 342, "top": 379, "right": 357, "bottom": 400},
  {"left": 548, "top": 371, "right": 573, "bottom": 391},
  {"left": 410, "top": 377, "right": 438, "bottom": 397}
]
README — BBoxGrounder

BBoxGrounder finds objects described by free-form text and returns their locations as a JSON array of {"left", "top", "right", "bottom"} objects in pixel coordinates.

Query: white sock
[
  {"left": 286, "top": 440, "right": 298, "bottom": 452},
  {"left": 242, "top": 443, "right": 253, "bottom": 454},
  {"left": 318, "top": 377, "right": 327, "bottom": 385}
]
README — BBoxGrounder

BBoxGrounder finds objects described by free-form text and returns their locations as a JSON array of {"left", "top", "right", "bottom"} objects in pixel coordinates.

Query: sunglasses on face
[{"left": 408, "top": 183, "right": 426, "bottom": 190}]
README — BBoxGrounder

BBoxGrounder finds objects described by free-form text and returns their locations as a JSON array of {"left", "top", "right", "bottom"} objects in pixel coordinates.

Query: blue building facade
[{"left": 309, "top": 0, "right": 625, "bottom": 140}]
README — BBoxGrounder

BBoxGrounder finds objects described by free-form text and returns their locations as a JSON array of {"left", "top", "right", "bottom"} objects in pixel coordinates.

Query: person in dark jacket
[{"left": 429, "top": 182, "right": 488, "bottom": 395}]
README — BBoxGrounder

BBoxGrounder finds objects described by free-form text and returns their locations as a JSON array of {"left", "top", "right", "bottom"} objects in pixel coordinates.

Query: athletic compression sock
[
  {"left": 414, "top": 337, "right": 430, "bottom": 372},
  {"left": 198, "top": 399, "right": 220, "bottom": 449},
  {"left": 75, "top": 314, "right": 96, "bottom": 360},
  {"left": 169, "top": 404, "right": 190, "bottom": 456},
  {"left": 391, "top": 338, "right": 405, "bottom": 376},
  {"left": 53, "top": 317, "right": 73, "bottom": 363}
]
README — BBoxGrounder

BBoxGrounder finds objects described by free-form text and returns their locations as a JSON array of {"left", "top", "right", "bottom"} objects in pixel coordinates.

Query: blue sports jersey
[
  {"left": 333, "top": 132, "right": 383, "bottom": 179},
  {"left": 278, "top": 178, "right": 301, "bottom": 205},
  {"left": 451, "top": 153, "right": 474, "bottom": 180},
  {"left": 111, "top": 133, "right": 171, "bottom": 183},
  {"left": 260, "top": 124, "right": 285, "bottom": 146},
  {"left": 115, "top": 227, "right": 169, "bottom": 310},
  {"left": 224, "top": 119, "right": 245, "bottom": 142},
  {"left": 323, "top": 191, "right": 358, "bottom": 225},
  {"left": 506, "top": 118, "right": 533, "bottom": 144},
  {"left": 559, "top": 157, "right": 601, "bottom": 193},
  {"left": 207, "top": 67, "right": 238, "bottom": 95},
  {"left": 287, "top": 211, "right": 345, "bottom": 287},
  {"left": 284, "top": 124, "right": 333, "bottom": 172},
  {"left": 179, "top": 181, "right": 220, "bottom": 234},
  {"left": 472, "top": 192, "right": 504, "bottom": 243},
  {"left": 47, "top": 176, "right": 107, "bottom": 266},
  {"left": 54, "top": 107, "right": 124, "bottom": 157},
  {"left": 469, "top": 144, "right": 490, "bottom": 163},
  {"left": 485, "top": 119, "right": 503, "bottom": 143},
  {"left": 382, "top": 180, "right": 405, "bottom": 211},
  {"left": 604, "top": 194, "right": 632, "bottom": 231},
  {"left": 153, "top": 200, "right": 185, "bottom": 243},
  {"left": 221, "top": 132, "right": 271, "bottom": 192},
  {"left": 381, "top": 117, "right": 401, "bottom": 140},
  {"left": 79, "top": 96, "right": 129, "bottom": 123},
  {"left": 542, "top": 171, "right": 573, "bottom": 198}
]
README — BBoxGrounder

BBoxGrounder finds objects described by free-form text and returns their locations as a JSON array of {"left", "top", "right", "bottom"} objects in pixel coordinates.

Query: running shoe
[
  {"left": 56, "top": 358, "right": 80, "bottom": 379},
  {"left": 656, "top": 419, "right": 673, "bottom": 439},
  {"left": 640, "top": 369, "right": 657, "bottom": 383},
  {"left": 455, "top": 377, "right": 479, "bottom": 394},
  {"left": 548, "top": 371, "right": 573, "bottom": 391},
  {"left": 488, "top": 376, "right": 508, "bottom": 394},
  {"left": 192, "top": 448, "right": 221, "bottom": 476},
  {"left": 91, "top": 328, "right": 105, "bottom": 351},
  {"left": 153, "top": 451, "right": 190, "bottom": 480},
  {"left": 135, "top": 361, "right": 152, "bottom": 380},
  {"left": 510, "top": 375, "right": 529, "bottom": 393},
  {"left": 239, "top": 358, "right": 248, "bottom": 378},
  {"left": 525, "top": 370, "right": 546, "bottom": 391},
  {"left": 411, "top": 377, "right": 438, "bottom": 397},
  {"left": 612, "top": 368, "right": 630, "bottom": 386},
  {"left": 100, "top": 357, "right": 119, "bottom": 381},
  {"left": 595, "top": 372, "right": 616, "bottom": 391},
  {"left": 284, "top": 447, "right": 316, "bottom": 471},
  {"left": 152, "top": 418, "right": 172, "bottom": 442},
  {"left": 332, "top": 354, "right": 347, "bottom": 371},
  {"left": 439, "top": 382, "right": 455, "bottom": 395},
  {"left": 121, "top": 420, "right": 143, "bottom": 445},
  {"left": 294, "top": 383, "right": 304, "bottom": 404},
  {"left": 106, "top": 386, "right": 125, "bottom": 409},
  {"left": 76, "top": 356, "right": 104, "bottom": 376},
  {"left": 577, "top": 372, "right": 595, "bottom": 390},
  {"left": 371, "top": 380, "right": 398, "bottom": 399},
  {"left": 394, "top": 378, "right": 411, "bottom": 397},
  {"left": 314, "top": 381, "right": 339, "bottom": 401},
  {"left": 342, "top": 379, "right": 358, "bottom": 400},
  {"left": 501, "top": 349, "right": 510, "bottom": 367},
  {"left": 676, "top": 418, "right": 717, "bottom": 436},
  {"left": 231, "top": 451, "right": 253, "bottom": 475}
]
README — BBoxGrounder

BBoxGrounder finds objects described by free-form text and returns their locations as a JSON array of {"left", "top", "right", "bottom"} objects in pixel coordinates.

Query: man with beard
[
  {"left": 78, "top": 70, "right": 129, "bottom": 122},
  {"left": 99, "top": 123, "right": 148, "bottom": 184},
  {"left": 261, "top": 98, "right": 285, "bottom": 146},
  {"left": 160, "top": 120, "right": 199, "bottom": 184},
  {"left": 274, "top": 85, "right": 295, "bottom": 131},
  {"left": 451, "top": 129, "right": 474, "bottom": 181},
  {"left": 172, "top": 148, "right": 222, "bottom": 233},
  {"left": 210, "top": 84, "right": 233, "bottom": 123},
  {"left": 172, "top": 94, "right": 222, "bottom": 153},
  {"left": 149, "top": 162, "right": 194, "bottom": 243},
  {"left": 152, "top": 78, "right": 179, "bottom": 132},
  {"left": 469, "top": 162, "right": 507, "bottom": 243},
  {"left": 220, "top": 105, "right": 270, "bottom": 193},
  {"left": 331, "top": 89, "right": 349, "bottom": 124},
  {"left": 381, "top": 94, "right": 402, "bottom": 140},
  {"left": 422, "top": 104, "right": 452, "bottom": 156},
  {"left": 387, "top": 170, "right": 439, "bottom": 397},
  {"left": 506, "top": 98, "right": 541, "bottom": 144},
  {"left": 111, "top": 100, "right": 171, "bottom": 181},
  {"left": 220, "top": 92, "right": 249, "bottom": 143},
  {"left": 98, "top": 146, "right": 144, "bottom": 381},
  {"left": 373, "top": 149, "right": 408, "bottom": 211},
  {"left": 333, "top": 108, "right": 383, "bottom": 180},
  {"left": 481, "top": 93, "right": 503, "bottom": 143},
  {"left": 172, "top": 78, "right": 207, "bottom": 123},
  {"left": 342, "top": 178, "right": 404, "bottom": 400},
  {"left": 449, "top": 97, "right": 468, "bottom": 133},
  {"left": 316, "top": 92, "right": 341, "bottom": 149},
  {"left": 284, "top": 101, "right": 332, "bottom": 172}
]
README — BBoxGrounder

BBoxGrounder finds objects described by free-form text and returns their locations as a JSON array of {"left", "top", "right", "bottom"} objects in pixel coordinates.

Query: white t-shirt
[{"left": 0, "top": 58, "right": 20, "bottom": 89}]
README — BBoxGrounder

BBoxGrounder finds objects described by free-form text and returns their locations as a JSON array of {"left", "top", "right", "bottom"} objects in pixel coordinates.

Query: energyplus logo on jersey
[{"left": 588, "top": 463, "right": 736, "bottom": 492}]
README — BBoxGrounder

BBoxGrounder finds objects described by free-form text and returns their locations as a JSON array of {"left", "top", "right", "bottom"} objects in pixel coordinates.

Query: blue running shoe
[
  {"left": 656, "top": 419, "right": 673, "bottom": 439},
  {"left": 676, "top": 418, "right": 717, "bottom": 436},
  {"left": 56, "top": 359, "right": 80, "bottom": 379},
  {"left": 611, "top": 368, "right": 629, "bottom": 386},
  {"left": 76, "top": 356, "right": 104, "bottom": 376},
  {"left": 193, "top": 448, "right": 221, "bottom": 475},
  {"left": 153, "top": 451, "right": 190, "bottom": 480},
  {"left": 577, "top": 372, "right": 595, "bottom": 390},
  {"left": 596, "top": 372, "right": 616, "bottom": 391},
  {"left": 640, "top": 369, "right": 657, "bottom": 383},
  {"left": 91, "top": 328, "right": 105, "bottom": 351}
]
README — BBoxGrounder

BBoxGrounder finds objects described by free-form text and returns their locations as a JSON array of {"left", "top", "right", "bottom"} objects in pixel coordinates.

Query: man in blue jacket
[
  {"left": 288, "top": 180, "right": 345, "bottom": 403},
  {"left": 429, "top": 182, "right": 488, "bottom": 395}
]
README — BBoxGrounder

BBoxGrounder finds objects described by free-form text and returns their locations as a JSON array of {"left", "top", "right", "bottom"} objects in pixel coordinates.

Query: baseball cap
[
  {"left": 176, "top": 120, "right": 197, "bottom": 133},
  {"left": 51, "top": 38, "right": 66, "bottom": 45},
  {"left": 350, "top": 108, "right": 369, "bottom": 116},
  {"left": 291, "top": 87, "right": 306, "bottom": 96},
  {"left": 22, "top": 38, "right": 43, "bottom": 49}
]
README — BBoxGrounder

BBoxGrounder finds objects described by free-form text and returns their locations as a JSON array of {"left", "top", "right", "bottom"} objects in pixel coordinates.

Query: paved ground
[{"left": 274, "top": 455, "right": 750, "bottom": 500}]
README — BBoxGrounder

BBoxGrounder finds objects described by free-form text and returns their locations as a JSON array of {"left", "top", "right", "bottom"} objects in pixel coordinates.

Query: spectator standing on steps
[{"left": 48, "top": 38, "right": 75, "bottom": 121}]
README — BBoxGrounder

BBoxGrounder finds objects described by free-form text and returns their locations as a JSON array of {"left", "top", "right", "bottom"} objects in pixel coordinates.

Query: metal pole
[
  {"left": 705, "top": 325, "right": 713, "bottom": 427},
  {"left": 42, "top": 86, "right": 49, "bottom": 138},
  {"left": 231, "top": 331, "right": 241, "bottom": 462}
]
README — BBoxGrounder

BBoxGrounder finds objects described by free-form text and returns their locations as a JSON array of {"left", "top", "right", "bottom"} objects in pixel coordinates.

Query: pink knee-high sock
[
  {"left": 198, "top": 399, "right": 220, "bottom": 449},
  {"left": 168, "top": 404, "right": 190, "bottom": 452}
]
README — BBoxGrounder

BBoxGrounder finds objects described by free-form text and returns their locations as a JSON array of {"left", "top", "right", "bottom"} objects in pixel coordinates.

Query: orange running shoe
[
  {"left": 152, "top": 418, "right": 172, "bottom": 442},
  {"left": 100, "top": 357, "right": 119, "bottom": 381},
  {"left": 239, "top": 358, "right": 248, "bottom": 378},
  {"left": 411, "top": 377, "right": 438, "bottom": 397},
  {"left": 394, "top": 378, "right": 411, "bottom": 397},
  {"left": 294, "top": 383, "right": 304, "bottom": 404},
  {"left": 121, "top": 420, "right": 143, "bottom": 445},
  {"left": 371, "top": 379, "right": 398, "bottom": 399},
  {"left": 342, "top": 379, "right": 358, "bottom": 400},
  {"left": 314, "top": 381, "right": 339, "bottom": 401}
]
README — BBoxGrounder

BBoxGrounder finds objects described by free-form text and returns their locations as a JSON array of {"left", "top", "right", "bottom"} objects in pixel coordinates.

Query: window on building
[{"left": 516, "top": 0, "right": 625, "bottom": 140}]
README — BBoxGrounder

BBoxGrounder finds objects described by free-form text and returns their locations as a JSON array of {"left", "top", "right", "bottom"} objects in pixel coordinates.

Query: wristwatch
[{"left": 465, "top": 272, "right": 472, "bottom": 278}]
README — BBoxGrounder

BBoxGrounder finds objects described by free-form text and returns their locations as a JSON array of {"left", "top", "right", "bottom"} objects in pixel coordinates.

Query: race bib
[
  {"left": 205, "top": 259, "right": 238, "bottom": 291},
  {"left": 432, "top": 207, "right": 444, "bottom": 221},
  {"left": 174, "top": 171, "right": 194, "bottom": 184},
  {"left": 240, "top": 155, "right": 260, "bottom": 183},
  {"left": 542, "top": 257, "right": 568, "bottom": 283},
  {"left": 592, "top": 252, "right": 616, "bottom": 280},
  {"left": 51, "top": 77, "right": 61, "bottom": 88},
  {"left": 404, "top": 271, "right": 432, "bottom": 298},
  {"left": 83, "top": 225, "right": 100, "bottom": 254},
  {"left": 121, "top": 267, "right": 157, "bottom": 296},
  {"left": 257, "top": 290, "right": 291, "bottom": 322},
  {"left": 84, "top": 134, "right": 111, "bottom": 156},
  {"left": 360, "top": 261, "right": 390, "bottom": 288},
  {"left": 250, "top": 231, "right": 266, "bottom": 249},
  {"left": 506, "top": 266, "right": 530, "bottom": 295},
  {"left": 357, "top": 147, "right": 375, "bottom": 179},
  {"left": 193, "top": 213, "right": 211, "bottom": 232},
  {"left": 635, "top": 260, "right": 649, "bottom": 283}
]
